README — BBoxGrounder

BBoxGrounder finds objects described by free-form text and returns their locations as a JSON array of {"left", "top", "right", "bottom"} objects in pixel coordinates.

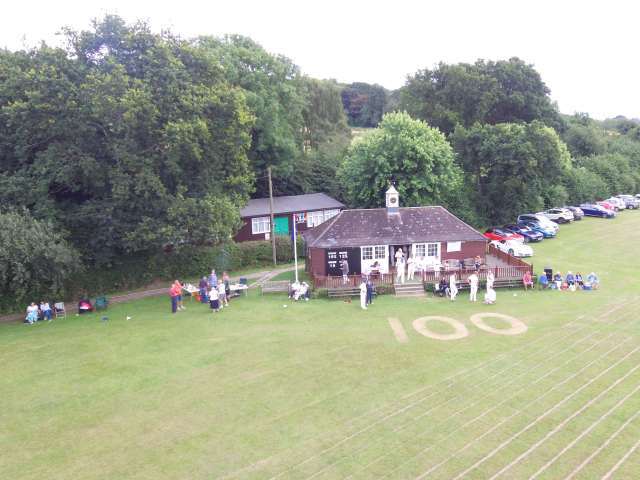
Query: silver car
[{"left": 616, "top": 195, "right": 640, "bottom": 209}]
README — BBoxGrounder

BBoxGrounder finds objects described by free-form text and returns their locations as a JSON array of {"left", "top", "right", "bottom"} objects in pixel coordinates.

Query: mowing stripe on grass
[
  {"left": 358, "top": 331, "right": 619, "bottom": 480},
  {"left": 601, "top": 438, "right": 640, "bottom": 480},
  {"left": 265, "top": 325, "right": 576, "bottom": 480},
  {"left": 449, "top": 345, "right": 640, "bottom": 480},
  {"left": 565, "top": 409, "right": 640, "bottom": 479},
  {"left": 298, "top": 327, "right": 612, "bottom": 480},
  {"left": 387, "top": 318, "right": 408, "bottom": 343},
  {"left": 489, "top": 363, "right": 640, "bottom": 479},
  {"left": 529, "top": 381, "right": 640, "bottom": 479},
  {"left": 345, "top": 330, "right": 613, "bottom": 480},
  {"left": 414, "top": 338, "right": 634, "bottom": 479}
]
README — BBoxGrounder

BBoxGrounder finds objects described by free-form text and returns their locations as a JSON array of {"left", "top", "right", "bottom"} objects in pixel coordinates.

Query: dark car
[
  {"left": 502, "top": 224, "right": 544, "bottom": 243},
  {"left": 580, "top": 204, "right": 616, "bottom": 219},
  {"left": 564, "top": 206, "right": 584, "bottom": 220},
  {"left": 517, "top": 221, "right": 557, "bottom": 238}
]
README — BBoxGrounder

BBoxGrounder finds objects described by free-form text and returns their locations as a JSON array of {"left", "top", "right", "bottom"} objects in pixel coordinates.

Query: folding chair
[
  {"left": 54, "top": 302, "right": 67, "bottom": 319},
  {"left": 95, "top": 296, "right": 108, "bottom": 311}
]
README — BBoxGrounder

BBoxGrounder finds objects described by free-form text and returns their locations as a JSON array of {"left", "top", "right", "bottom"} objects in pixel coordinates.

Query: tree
[
  {"left": 452, "top": 121, "right": 572, "bottom": 225},
  {"left": 194, "top": 35, "right": 306, "bottom": 196},
  {"left": 0, "top": 210, "right": 80, "bottom": 311},
  {"left": 0, "top": 16, "right": 255, "bottom": 264},
  {"left": 401, "top": 58, "right": 563, "bottom": 135},
  {"left": 561, "top": 113, "right": 606, "bottom": 157},
  {"left": 338, "top": 112, "right": 461, "bottom": 208},
  {"left": 340, "top": 82, "right": 388, "bottom": 127}
]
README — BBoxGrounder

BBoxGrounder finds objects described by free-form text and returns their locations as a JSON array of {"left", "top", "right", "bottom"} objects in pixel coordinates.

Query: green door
[{"left": 274, "top": 216, "right": 290, "bottom": 236}]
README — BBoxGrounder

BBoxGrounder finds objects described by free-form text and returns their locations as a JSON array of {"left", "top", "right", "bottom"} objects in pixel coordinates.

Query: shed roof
[
  {"left": 240, "top": 193, "right": 344, "bottom": 218},
  {"left": 303, "top": 206, "right": 486, "bottom": 248}
]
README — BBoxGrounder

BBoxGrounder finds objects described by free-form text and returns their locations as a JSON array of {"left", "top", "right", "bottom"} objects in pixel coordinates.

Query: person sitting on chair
[
  {"left": 586, "top": 272, "right": 599, "bottom": 289},
  {"left": 538, "top": 273, "right": 549, "bottom": 289},
  {"left": 522, "top": 270, "right": 534, "bottom": 290},
  {"left": 553, "top": 272, "right": 563, "bottom": 290},
  {"left": 25, "top": 303, "right": 39, "bottom": 324},
  {"left": 436, "top": 277, "right": 448, "bottom": 297},
  {"left": 575, "top": 272, "right": 584, "bottom": 288}
]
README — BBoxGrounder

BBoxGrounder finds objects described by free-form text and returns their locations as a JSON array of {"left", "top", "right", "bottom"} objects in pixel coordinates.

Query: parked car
[
  {"left": 580, "top": 203, "right": 616, "bottom": 218},
  {"left": 517, "top": 214, "right": 560, "bottom": 234},
  {"left": 484, "top": 227, "right": 524, "bottom": 243},
  {"left": 606, "top": 197, "right": 626, "bottom": 210},
  {"left": 517, "top": 220, "right": 557, "bottom": 238},
  {"left": 490, "top": 239, "right": 533, "bottom": 257},
  {"left": 616, "top": 195, "right": 640, "bottom": 209},
  {"left": 597, "top": 200, "right": 618, "bottom": 212},
  {"left": 539, "top": 208, "right": 574, "bottom": 224},
  {"left": 564, "top": 206, "right": 584, "bottom": 220},
  {"left": 502, "top": 224, "right": 544, "bottom": 242}
]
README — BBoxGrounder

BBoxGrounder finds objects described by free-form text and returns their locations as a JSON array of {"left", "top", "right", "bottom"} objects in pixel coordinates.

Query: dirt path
[{"left": 0, "top": 264, "right": 298, "bottom": 324}]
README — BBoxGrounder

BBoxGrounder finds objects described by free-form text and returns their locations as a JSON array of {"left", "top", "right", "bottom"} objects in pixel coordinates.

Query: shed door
[{"left": 273, "top": 216, "right": 289, "bottom": 235}]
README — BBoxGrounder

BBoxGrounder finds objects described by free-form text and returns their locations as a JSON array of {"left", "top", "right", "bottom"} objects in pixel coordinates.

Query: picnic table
[{"left": 229, "top": 283, "right": 249, "bottom": 297}]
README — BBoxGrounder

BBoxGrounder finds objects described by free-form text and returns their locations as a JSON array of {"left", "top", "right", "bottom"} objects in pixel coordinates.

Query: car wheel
[
  {"left": 508, "top": 249, "right": 514, "bottom": 256},
  {"left": 524, "top": 237, "right": 529, "bottom": 243}
]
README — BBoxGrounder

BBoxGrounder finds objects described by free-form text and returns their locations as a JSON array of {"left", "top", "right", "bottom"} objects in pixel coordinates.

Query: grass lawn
[{"left": 2, "top": 214, "right": 640, "bottom": 479}]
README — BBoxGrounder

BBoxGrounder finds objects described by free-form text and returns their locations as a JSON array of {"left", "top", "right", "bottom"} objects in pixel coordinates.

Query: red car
[
  {"left": 597, "top": 200, "right": 617, "bottom": 212},
  {"left": 484, "top": 227, "right": 525, "bottom": 243}
]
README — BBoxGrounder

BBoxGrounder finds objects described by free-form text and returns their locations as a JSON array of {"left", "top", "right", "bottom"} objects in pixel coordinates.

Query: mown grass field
[{"left": 1, "top": 212, "right": 639, "bottom": 479}]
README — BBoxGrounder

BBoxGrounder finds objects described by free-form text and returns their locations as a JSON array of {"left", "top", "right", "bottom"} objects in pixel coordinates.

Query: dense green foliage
[
  {"left": 340, "top": 82, "right": 388, "bottom": 127},
  {"left": 400, "top": 58, "right": 564, "bottom": 135},
  {"left": 452, "top": 121, "right": 572, "bottom": 224},
  {"left": 0, "top": 211, "right": 80, "bottom": 312},
  {"left": 339, "top": 112, "right": 462, "bottom": 208}
]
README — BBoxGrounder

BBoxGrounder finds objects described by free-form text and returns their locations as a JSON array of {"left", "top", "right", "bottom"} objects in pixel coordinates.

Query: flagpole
[{"left": 292, "top": 218, "right": 299, "bottom": 283}]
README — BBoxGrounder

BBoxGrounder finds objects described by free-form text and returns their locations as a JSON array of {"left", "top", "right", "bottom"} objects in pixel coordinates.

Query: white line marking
[
  {"left": 565, "top": 409, "right": 640, "bottom": 479},
  {"left": 388, "top": 317, "right": 409, "bottom": 343},
  {"left": 450, "top": 345, "right": 640, "bottom": 480},
  {"left": 601, "top": 438, "right": 640, "bottom": 480},
  {"left": 530, "top": 382, "right": 640, "bottom": 479}
]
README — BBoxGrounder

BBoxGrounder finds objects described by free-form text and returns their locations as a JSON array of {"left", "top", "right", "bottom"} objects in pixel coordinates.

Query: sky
[{"left": 2, "top": 0, "right": 638, "bottom": 120}]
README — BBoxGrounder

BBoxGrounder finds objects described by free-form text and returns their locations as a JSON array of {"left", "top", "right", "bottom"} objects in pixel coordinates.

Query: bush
[
  {"left": 312, "top": 288, "right": 328, "bottom": 299},
  {"left": 375, "top": 284, "right": 395, "bottom": 295}
]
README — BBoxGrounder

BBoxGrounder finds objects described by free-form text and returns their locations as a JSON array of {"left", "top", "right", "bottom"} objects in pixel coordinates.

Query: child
[
  {"left": 218, "top": 281, "right": 228, "bottom": 307},
  {"left": 222, "top": 271, "right": 231, "bottom": 302},
  {"left": 40, "top": 301, "right": 52, "bottom": 321},
  {"left": 209, "top": 285, "right": 220, "bottom": 312}
]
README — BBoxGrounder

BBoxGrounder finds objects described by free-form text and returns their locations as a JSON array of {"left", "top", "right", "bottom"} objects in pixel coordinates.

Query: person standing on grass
[
  {"left": 468, "top": 272, "right": 479, "bottom": 302},
  {"left": 359, "top": 279, "right": 368, "bottom": 310},
  {"left": 218, "top": 281, "right": 228, "bottom": 308},
  {"left": 209, "top": 284, "right": 220, "bottom": 312},
  {"left": 209, "top": 269, "right": 218, "bottom": 289},
  {"left": 169, "top": 281, "right": 181, "bottom": 314},
  {"left": 449, "top": 274, "right": 458, "bottom": 301},
  {"left": 222, "top": 271, "right": 231, "bottom": 302},
  {"left": 486, "top": 270, "right": 495, "bottom": 290},
  {"left": 340, "top": 259, "right": 349, "bottom": 284},
  {"left": 198, "top": 276, "right": 208, "bottom": 303},
  {"left": 174, "top": 280, "right": 185, "bottom": 310},
  {"left": 366, "top": 276, "right": 374, "bottom": 305}
]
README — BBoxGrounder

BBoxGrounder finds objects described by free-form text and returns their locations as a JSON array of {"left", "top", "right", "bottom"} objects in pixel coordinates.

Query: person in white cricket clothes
[
  {"left": 486, "top": 270, "right": 495, "bottom": 290},
  {"left": 449, "top": 273, "right": 458, "bottom": 301},
  {"left": 407, "top": 254, "right": 415, "bottom": 281},
  {"left": 395, "top": 248, "right": 405, "bottom": 284},
  {"left": 468, "top": 272, "right": 479, "bottom": 302},
  {"left": 359, "top": 279, "right": 368, "bottom": 310}
]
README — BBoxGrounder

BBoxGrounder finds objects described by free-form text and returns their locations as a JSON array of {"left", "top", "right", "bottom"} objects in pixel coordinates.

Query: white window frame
[
  {"left": 447, "top": 241, "right": 461, "bottom": 252},
  {"left": 323, "top": 209, "right": 340, "bottom": 221},
  {"left": 427, "top": 242, "right": 440, "bottom": 258},
  {"left": 251, "top": 216, "right": 271, "bottom": 235},
  {"left": 362, "top": 246, "right": 373, "bottom": 260},
  {"left": 307, "top": 210, "right": 325, "bottom": 228},
  {"left": 361, "top": 244, "right": 389, "bottom": 274},
  {"left": 374, "top": 245, "right": 386, "bottom": 259}
]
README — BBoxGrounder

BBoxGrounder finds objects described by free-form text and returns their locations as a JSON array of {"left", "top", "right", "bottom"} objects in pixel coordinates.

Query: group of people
[
  {"left": 289, "top": 281, "right": 310, "bottom": 301},
  {"left": 358, "top": 277, "right": 376, "bottom": 310},
  {"left": 24, "top": 301, "right": 53, "bottom": 324},
  {"left": 436, "top": 270, "right": 496, "bottom": 304},
  {"left": 536, "top": 271, "right": 600, "bottom": 291},
  {"left": 169, "top": 269, "right": 233, "bottom": 314}
]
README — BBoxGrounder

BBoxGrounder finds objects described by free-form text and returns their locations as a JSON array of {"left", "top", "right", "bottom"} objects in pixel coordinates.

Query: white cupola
[{"left": 386, "top": 185, "right": 399, "bottom": 213}]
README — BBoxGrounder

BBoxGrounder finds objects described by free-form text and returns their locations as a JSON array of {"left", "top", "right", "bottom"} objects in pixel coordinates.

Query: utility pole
[{"left": 267, "top": 166, "right": 277, "bottom": 266}]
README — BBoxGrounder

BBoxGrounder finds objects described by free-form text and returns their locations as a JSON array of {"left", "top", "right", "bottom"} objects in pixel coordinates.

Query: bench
[
  {"left": 328, "top": 287, "right": 377, "bottom": 298},
  {"left": 492, "top": 278, "right": 523, "bottom": 289},
  {"left": 261, "top": 281, "right": 290, "bottom": 294}
]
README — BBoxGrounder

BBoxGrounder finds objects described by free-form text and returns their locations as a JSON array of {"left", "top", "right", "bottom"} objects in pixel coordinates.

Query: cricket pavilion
[{"left": 302, "top": 186, "right": 532, "bottom": 295}]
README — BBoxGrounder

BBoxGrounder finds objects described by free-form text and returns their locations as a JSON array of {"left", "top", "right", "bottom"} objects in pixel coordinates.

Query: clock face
[{"left": 389, "top": 196, "right": 397, "bottom": 204}]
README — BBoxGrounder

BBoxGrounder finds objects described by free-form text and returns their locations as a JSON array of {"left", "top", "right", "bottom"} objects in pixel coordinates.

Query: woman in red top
[{"left": 169, "top": 281, "right": 181, "bottom": 313}]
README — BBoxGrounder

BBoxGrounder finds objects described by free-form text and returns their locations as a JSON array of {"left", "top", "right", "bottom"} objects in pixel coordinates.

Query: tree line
[{"left": 1, "top": 15, "right": 639, "bottom": 309}]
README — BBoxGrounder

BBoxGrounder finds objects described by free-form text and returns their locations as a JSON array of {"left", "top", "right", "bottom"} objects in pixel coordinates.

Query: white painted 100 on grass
[{"left": 388, "top": 313, "right": 527, "bottom": 343}]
